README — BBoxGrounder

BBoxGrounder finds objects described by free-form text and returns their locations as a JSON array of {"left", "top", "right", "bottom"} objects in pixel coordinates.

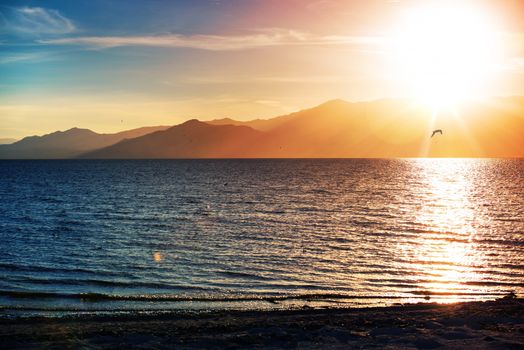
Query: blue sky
[{"left": 1, "top": 0, "right": 523, "bottom": 138}]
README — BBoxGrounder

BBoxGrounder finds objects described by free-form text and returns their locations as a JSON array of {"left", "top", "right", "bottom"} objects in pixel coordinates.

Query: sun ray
[{"left": 389, "top": 2, "right": 503, "bottom": 112}]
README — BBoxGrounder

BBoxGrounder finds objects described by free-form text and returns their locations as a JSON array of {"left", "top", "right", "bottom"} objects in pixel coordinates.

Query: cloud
[
  {"left": 8, "top": 7, "right": 75, "bottom": 34},
  {"left": 39, "top": 29, "right": 381, "bottom": 51},
  {"left": 306, "top": 1, "right": 340, "bottom": 11},
  {"left": 0, "top": 52, "right": 47, "bottom": 64},
  {"left": 509, "top": 57, "right": 524, "bottom": 72},
  {"left": 257, "top": 76, "right": 346, "bottom": 83},
  {"left": 255, "top": 99, "right": 283, "bottom": 107},
  {"left": 164, "top": 74, "right": 346, "bottom": 85}
]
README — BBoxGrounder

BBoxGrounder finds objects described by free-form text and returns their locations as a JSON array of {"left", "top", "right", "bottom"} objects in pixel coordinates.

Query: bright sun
[{"left": 390, "top": 3, "right": 502, "bottom": 111}]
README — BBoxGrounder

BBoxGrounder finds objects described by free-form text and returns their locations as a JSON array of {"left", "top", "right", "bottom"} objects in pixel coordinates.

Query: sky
[{"left": 1, "top": 0, "right": 524, "bottom": 138}]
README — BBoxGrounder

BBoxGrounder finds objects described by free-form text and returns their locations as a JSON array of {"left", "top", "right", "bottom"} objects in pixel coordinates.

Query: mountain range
[
  {"left": 0, "top": 126, "right": 169, "bottom": 159},
  {"left": 1, "top": 98, "right": 523, "bottom": 159}
]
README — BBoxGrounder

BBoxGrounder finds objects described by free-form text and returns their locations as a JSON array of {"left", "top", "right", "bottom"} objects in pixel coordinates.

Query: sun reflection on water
[{"left": 404, "top": 159, "right": 488, "bottom": 303}]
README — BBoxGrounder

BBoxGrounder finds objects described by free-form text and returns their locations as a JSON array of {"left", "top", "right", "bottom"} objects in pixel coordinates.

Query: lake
[{"left": 1, "top": 159, "right": 523, "bottom": 317}]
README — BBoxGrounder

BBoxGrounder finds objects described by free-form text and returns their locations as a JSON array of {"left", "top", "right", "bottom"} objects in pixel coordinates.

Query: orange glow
[
  {"left": 2, "top": 1, "right": 523, "bottom": 158},
  {"left": 398, "top": 159, "right": 490, "bottom": 303},
  {"left": 389, "top": 2, "right": 503, "bottom": 111},
  {"left": 153, "top": 252, "right": 163, "bottom": 263}
]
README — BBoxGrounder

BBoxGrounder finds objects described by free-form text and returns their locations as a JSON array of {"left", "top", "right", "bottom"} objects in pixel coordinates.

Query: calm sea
[{"left": 1, "top": 159, "right": 523, "bottom": 317}]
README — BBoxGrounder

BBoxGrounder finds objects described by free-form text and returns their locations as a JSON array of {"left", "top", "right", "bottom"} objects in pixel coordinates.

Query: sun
[{"left": 390, "top": 2, "right": 502, "bottom": 111}]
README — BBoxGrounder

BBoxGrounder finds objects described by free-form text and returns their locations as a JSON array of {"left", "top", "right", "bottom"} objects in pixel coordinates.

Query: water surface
[{"left": 1, "top": 159, "right": 523, "bottom": 316}]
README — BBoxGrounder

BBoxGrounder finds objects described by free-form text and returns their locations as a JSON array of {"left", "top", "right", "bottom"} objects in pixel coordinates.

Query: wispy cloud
[
  {"left": 255, "top": 75, "right": 345, "bottom": 83},
  {"left": 509, "top": 57, "right": 524, "bottom": 72},
  {"left": 306, "top": 0, "right": 341, "bottom": 11},
  {"left": 0, "top": 52, "right": 47, "bottom": 64},
  {"left": 164, "top": 74, "right": 345, "bottom": 85},
  {"left": 39, "top": 29, "right": 381, "bottom": 51},
  {"left": 8, "top": 7, "right": 75, "bottom": 34},
  {"left": 255, "top": 99, "right": 283, "bottom": 107}
]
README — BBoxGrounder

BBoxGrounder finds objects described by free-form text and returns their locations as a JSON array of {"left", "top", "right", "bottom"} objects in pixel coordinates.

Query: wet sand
[{"left": 1, "top": 298, "right": 523, "bottom": 349}]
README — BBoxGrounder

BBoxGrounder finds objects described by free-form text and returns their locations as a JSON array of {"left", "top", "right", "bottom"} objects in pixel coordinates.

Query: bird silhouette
[{"left": 431, "top": 129, "right": 443, "bottom": 137}]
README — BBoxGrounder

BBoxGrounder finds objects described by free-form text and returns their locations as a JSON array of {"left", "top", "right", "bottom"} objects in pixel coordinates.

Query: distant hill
[
  {"left": 206, "top": 113, "right": 296, "bottom": 131},
  {"left": 0, "top": 126, "right": 170, "bottom": 159},
  {"left": 0, "top": 138, "right": 17, "bottom": 145},
  {"left": 204, "top": 101, "right": 353, "bottom": 132},
  {"left": 203, "top": 97, "right": 524, "bottom": 158},
  {"left": 3, "top": 97, "right": 524, "bottom": 159},
  {"left": 80, "top": 120, "right": 265, "bottom": 158}
]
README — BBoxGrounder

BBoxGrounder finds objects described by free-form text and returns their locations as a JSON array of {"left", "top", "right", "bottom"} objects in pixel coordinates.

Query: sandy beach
[{"left": 1, "top": 298, "right": 522, "bottom": 349}]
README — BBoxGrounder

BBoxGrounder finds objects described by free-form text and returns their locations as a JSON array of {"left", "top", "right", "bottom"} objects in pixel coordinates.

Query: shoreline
[{"left": 1, "top": 298, "right": 522, "bottom": 349}]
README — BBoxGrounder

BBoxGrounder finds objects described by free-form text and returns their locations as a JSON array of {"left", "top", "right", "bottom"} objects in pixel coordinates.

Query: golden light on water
[
  {"left": 415, "top": 159, "right": 477, "bottom": 236},
  {"left": 407, "top": 159, "right": 488, "bottom": 303}
]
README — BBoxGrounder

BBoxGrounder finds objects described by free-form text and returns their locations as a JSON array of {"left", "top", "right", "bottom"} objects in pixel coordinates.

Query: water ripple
[{"left": 0, "top": 159, "right": 522, "bottom": 314}]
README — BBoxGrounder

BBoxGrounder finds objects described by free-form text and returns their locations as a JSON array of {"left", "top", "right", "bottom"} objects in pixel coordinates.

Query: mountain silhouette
[
  {"left": 2, "top": 97, "right": 524, "bottom": 159},
  {"left": 0, "top": 126, "right": 169, "bottom": 159},
  {"left": 80, "top": 120, "right": 264, "bottom": 159},
  {"left": 206, "top": 112, "right": 297, "bottom": 132},
  {"left": 202, "top": 97, "right": 524, "bottom": 158}
]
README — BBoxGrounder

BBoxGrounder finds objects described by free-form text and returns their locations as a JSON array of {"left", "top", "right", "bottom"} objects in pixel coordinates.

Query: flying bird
[{"left": 431, "top": 129, "right": 443, "bottom": 138}]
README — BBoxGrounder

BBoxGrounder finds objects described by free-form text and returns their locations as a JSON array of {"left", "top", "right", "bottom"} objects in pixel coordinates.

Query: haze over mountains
[
  {"left": 0, "top": 126, "right": 169, "bottom": 159},
  {"left": 82, "top": 120, "right": 264, "bottom": 159},
  {"left": 0, "top": 138, "right": 17, "bottom": 145},
  {"left": 2, "top": 98, "right": 524, "bottom": 159}
]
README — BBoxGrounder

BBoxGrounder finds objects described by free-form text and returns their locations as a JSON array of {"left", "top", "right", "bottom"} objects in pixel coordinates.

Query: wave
[
  {"left": 0, "top": 262, "right": 134, "bottom": 279},
  {"left": 463, "top": 281, "right": 524, "bottom": 287},
  {"left": 2, "top": 276, "right": 209, "bottom": 291},
  {"left": 0, "top": 290, "right": 507, "bottom": 303},
  {"left": 217, "top": 270, "right": 274, "bottom": 281}
]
